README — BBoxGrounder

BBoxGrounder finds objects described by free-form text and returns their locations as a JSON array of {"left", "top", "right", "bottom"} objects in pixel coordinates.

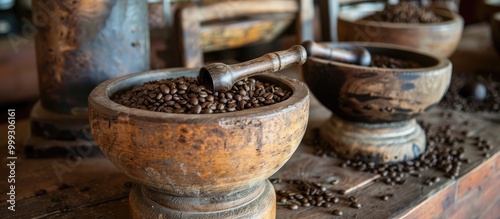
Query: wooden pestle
[
  {"left": 198, "top": 45, "right": 307, "bottom": 92},
  {"left": 301, "top": 40, "right": 372, "bottom": 66}
]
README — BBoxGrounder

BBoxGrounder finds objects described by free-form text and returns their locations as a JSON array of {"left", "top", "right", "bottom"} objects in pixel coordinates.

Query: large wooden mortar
[
  {"left": 303, "top": 42, "right": 451, "bottom": 164},
  {"left": 88, "top": 69, "right": 309, "bottom": 218}
]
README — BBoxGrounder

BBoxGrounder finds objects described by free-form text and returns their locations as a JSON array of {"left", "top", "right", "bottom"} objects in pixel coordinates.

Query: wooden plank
[
  {"left": 0, "top": 157, "right": 120, "bottom": 201},
  {"left": 0, "top": 170, "right": 129, "bottom": 218}
]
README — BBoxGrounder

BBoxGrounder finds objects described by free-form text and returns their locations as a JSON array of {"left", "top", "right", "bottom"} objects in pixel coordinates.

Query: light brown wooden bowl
[
  {"left": 338, "top": 7, "right": 463, "bottom": 57},
  {"left": 88, "top": 68, "right": 309, "bottom": 197},
  {"left": 303, "top": 42, "right": 452, "bottom": 124}
]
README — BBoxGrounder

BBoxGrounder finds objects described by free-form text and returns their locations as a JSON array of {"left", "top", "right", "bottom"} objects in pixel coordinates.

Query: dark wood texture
[
  {"left": 338, "top": 7, "right": 463, "bottom": 57},
  {"left": 173, "top": 0, "right": 314, "bottom": 68},
  {"left": 87, "top": 68, "right": 310, "bottom": 218},
  {"left": 199, "top": 45, "right": 307, "bottom": 92}
]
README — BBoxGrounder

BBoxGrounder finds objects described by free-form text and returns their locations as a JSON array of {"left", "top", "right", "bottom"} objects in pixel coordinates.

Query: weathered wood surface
[{"left": 0, "top": 105, "right": 498, "bottom": 218}]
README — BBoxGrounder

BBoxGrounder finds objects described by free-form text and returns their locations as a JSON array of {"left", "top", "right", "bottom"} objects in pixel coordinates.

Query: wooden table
[{"left": 0, "top": 105, "right": 499, "bottom": 219}]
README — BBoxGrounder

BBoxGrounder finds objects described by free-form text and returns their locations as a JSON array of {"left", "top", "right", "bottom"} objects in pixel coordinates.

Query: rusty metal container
[{"left": 33, "top": 0, "right": 150, "bottom": 114}]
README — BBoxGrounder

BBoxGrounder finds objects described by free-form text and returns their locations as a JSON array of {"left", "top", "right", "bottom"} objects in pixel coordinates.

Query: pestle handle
[
  {"left": 301, "top": 41, "right": 371, "bottom": 66},
  {"left": 199, "top": 45, "right": 307, "bottom": 92}
]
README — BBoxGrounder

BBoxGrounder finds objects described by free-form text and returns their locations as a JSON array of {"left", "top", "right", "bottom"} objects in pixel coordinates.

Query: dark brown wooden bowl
[
  {"left": 338, "top": 7, "right": 463, "bottom": 57},
  {"left": 303, "top": 42, "right": 451, "bottom": 124},
  {"left": 88, "top": 68, "right": 309, "bottom": 197}
]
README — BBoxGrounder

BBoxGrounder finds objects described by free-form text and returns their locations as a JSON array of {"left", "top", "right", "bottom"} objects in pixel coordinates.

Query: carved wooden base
[
  {"left": 129, "top": 180, "right": 276, "bottom": 219},
  {"left": 320, "top": 115, "right": 426, "bottom": 164},
  {"left": 24, "top": 100, "right": 101, "bottom": 158}
]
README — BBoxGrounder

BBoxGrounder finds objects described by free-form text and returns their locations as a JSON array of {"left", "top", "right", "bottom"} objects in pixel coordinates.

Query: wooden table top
[{"left": 0, "top": 105, "right": 498, "bottom": 219}]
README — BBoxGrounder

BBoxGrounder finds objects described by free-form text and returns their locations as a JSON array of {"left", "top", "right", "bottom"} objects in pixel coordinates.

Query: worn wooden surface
[{"left": 0, "top": 104, "right": 498, "bottom": 218}]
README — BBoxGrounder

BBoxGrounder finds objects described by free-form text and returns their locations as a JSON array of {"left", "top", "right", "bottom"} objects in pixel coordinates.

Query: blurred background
[{"left": 0, "top": 0, "right": 493, "bottom": 121}]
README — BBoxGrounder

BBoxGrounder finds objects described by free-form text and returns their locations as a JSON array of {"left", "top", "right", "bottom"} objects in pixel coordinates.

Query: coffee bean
[
  {"left": 80, "top": 187, "right": 90, "bottom": 192},
  {"left": 350, "top": 202, "right": 362, "bottom": 209},
  {"left": 60, "top": 206, "right": 69, "bottom": 213},
  {"left": 332, "top": 209, "right": 343, "bottom": 216},
  {"left": 289, "top": 204, "right": 299, "bottom": 210},
  {"left": 35, "top": 189, "right": 47, "bottom": 196},
  {"left": 58, "top": 183, "right": 70, "bottom": 190},
  {"left": 338, "top": 189, "right": 347, "bottom": 195}
]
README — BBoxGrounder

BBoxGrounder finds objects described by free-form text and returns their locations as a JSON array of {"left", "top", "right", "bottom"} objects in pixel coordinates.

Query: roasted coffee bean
[
  {"left": 338, "top": 189, "right": 347, "bottom": 195},
  {"left": 60, "top": 206, "right": 69, "bottom": 213},
  {"left": 289, "top": 204, "right": 299, "bottom": 210},
  {"left": 35, "top": 189, "right": 47, "bottom": 196},
  {"left": 350, "top": 202, "right": 362, "bottom": 209},
  {"left": 332, "top": 209, "right": 343, "bottom": 216},
  {"left": 113, "top": 77, "right": 291, "bottom": 114},
  {"left": 58, "top": 183, "right": 70, "bottom": 190},
  {"left": 80, "top": 187, "right": 90, "bottom": 192}
]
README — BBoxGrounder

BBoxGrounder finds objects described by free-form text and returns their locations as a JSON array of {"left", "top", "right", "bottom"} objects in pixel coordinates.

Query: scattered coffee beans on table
[
  {"left": 370, "top": 55, "right": 422, "bottom": 69},
  {"left": 271, "top": 179, "right": 363, "bottom": 212},
  {"left": 363, "top": 2, "right": 443, "bottom": 24},
  {"left": 112, "top": 76, "right": 292, "bottom": 114},
  {"left": 310, "top": 115, "right": 494, "bottom": 188}
]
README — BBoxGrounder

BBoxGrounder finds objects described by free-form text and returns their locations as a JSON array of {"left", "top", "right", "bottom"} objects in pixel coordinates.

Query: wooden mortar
[
  {"left": 88, "top": 69, "right": 309, "bottom": 218},
  {"left": 303, "top": 42, "right": 451, "bottom": 164},
  {"left": 338, "top": 7, "right": 463, "bottom": 57}
]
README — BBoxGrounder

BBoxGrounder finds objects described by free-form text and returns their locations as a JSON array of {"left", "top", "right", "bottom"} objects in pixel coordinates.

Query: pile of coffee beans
[
  {"left": 112, "top": 76, "right": 292, "bottom": 114},
  {"left": 363, "top": 2, "right": 443, "bottom": 24},
  {"left": 439, "top": 74, "right": 500, "bottom": 113},
  {"left": 370, "top": 55, "right": 422, "bottom": 69}
]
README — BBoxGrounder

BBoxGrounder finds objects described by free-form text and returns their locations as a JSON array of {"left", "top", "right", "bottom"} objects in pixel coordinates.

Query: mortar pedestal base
[
  {"left": 129, "top": 180, "right": 276, "bottom": 219},
  {"left": 320, "top": 115, "right": 426, "bottom": 164}
]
